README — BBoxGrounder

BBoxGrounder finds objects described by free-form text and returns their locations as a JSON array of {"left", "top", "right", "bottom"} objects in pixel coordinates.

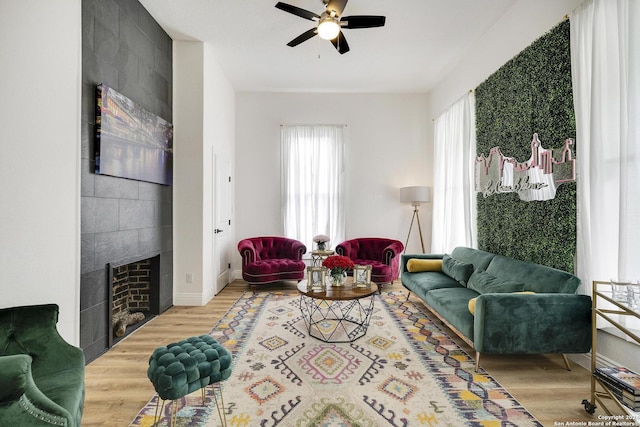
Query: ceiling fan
[{"left": 275, "top": 0, "right": 386, "bottom": 54}]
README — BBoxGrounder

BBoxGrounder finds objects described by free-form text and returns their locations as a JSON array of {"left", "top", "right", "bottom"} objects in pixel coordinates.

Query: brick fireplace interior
[{"left": 108, "top": 255, "right": 161, "bottom": 348}]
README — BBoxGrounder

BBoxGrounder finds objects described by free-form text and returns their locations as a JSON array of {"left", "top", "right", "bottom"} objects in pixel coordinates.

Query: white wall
[
  {"left": 173, "top": 41, "right": 206, "bottom": 304},
  {"left": 0, "top": 0, "right": 82, "bottom": 344},
  {"left": 234, "top": 92, "right": 430, "bottom": 275},
  {"left": 173, "top": 41, "right": 235, "bottom": 304},
  {"left": 202, "top": 44, "right": 235, "bottom": 296},
  {"left": 426, "top": 0, "right": 585, "bottom": 122}
]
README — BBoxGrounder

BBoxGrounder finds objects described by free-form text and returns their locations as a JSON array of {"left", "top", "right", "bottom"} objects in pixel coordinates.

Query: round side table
[{"left": 310, "top": 249, "right": 335, "bottom": 267}]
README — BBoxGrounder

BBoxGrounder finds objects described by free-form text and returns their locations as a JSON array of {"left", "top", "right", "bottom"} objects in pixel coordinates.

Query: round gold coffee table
[{"left": 297, "top": 277, "right": 378, "bottom": 343}]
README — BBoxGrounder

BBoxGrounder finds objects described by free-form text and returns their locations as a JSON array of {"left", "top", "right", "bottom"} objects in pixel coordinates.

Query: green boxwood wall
[{"left": 475, "top": 20, "right": 576, "bottom": 272}]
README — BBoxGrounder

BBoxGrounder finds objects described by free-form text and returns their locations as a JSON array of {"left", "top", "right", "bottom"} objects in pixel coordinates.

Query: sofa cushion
[
  {"left": 423, "top": 287, "right": 479, "bottom": 341},
  {"left": 406, "top": 258, "right": 442, "bottom": 272},
  {"left": 485, "top": 254, "right": 581, "bottom": 293},
  {"left": 245, "top": 259, "right": 304, "bottom": 275},
  {"left": 450, "top": 247, "right": 496, "bottom": 271},
  {"left": 401, "top": 272, "right": 462, "bottom": 301},
  {"left": 243, "top": 259, "right": 306, "bottom": 283},
  {"left": 0, "top": 354, "right": 30, "bottom": 402},
  {"left": 467, "top": 269, "right": 525, "bottom": 295},
  {"left": 441, "top": 255, "right": 474, "bottom": 286}
]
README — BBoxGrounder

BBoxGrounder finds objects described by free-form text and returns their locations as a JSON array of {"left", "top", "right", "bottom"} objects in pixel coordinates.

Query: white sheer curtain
[
  {"left": 571, "top": 0, "right": 640, "bottom": 337},
  {"left": 281, "top": 125, "right": 345, "bottom": 251},
  {"left": 431, "top": 92, "right": 477, "bottom": 253}
]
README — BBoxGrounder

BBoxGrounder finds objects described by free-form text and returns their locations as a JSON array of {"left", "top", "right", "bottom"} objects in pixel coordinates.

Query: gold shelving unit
[{"left": 582, "top": 280, "right": 640, "bottom": 419}]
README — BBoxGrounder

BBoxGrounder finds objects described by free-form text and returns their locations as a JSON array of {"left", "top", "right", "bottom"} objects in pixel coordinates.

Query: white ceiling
[{"left": 139, "top": 0, "right": 518, "bottom": 93}]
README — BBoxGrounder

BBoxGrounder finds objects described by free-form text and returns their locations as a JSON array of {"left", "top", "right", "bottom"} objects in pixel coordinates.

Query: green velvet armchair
[{"left": 0, "top": 304, "right": 85, "bottom": 426}]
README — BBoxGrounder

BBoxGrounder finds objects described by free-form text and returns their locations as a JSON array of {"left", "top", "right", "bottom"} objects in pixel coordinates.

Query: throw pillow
[
  {"left": 468, "top": 297, "right": 478, "bottom": 315},
  {"left": 406, "top": 258, "right": 443, "bottom": 272},
  {"left": 441, "top": 254, "right": 474, "bottom": 286},
  {"left": 468, "top": 291, "right": 535, "bottom": 315},
  {"left": 467, "top": 269, "right": 526, "bottom": 294}
]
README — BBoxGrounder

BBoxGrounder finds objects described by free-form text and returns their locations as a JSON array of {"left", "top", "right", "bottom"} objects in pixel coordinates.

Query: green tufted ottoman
[{"left": 147, "top": 334, "right": 232, "bottom": 426}]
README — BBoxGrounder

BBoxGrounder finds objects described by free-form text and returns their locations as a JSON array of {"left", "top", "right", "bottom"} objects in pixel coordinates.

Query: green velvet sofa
[
  {"left": 0, "top": 304, "right": 85, "bottom": 426},
  {"left": 401, "top": 247, "right": 592, "bottom": 371}
]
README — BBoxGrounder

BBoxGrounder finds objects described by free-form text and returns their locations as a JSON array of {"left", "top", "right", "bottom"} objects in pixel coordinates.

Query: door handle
[{"left": 214, "top": 228, "right": 224, "bottom": 234}]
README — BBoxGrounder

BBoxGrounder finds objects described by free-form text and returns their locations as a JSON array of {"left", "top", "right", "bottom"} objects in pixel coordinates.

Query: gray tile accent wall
[{"left": 81, "top": 0, "right": 173, "bottom": 363}]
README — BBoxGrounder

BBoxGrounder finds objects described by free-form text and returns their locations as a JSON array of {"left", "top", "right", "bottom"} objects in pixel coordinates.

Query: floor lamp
[{"left": 400, "top": 186, "right": 431, "bottom": 253}]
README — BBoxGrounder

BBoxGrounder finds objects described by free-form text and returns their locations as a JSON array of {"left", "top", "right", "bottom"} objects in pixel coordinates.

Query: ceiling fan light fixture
[
  {"left": 275, "top": 2, "right": 385, "bottom": 54},
  {"left": 317, "top": 17, "right": 340, "bottom": 40}
]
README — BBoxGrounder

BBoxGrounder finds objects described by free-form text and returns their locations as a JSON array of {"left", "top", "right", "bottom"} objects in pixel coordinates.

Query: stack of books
[{"left": 594, "top": 367, "right": 640, "bottom": 411}]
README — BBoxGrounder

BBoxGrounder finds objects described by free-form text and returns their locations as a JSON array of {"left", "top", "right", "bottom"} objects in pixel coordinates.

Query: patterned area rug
[{"left": 130, "top": 291, "right": 541, "bottom": 426}]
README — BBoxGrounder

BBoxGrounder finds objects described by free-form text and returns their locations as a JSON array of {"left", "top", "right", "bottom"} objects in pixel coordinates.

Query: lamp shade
[{"left": 400, "top": 186, "right": 431, "bottom": 206}]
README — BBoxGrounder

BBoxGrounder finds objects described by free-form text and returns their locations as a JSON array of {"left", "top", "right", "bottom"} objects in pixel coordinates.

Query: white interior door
[{"left": 214, "top": 153, "right": 231, "bottom": 294}]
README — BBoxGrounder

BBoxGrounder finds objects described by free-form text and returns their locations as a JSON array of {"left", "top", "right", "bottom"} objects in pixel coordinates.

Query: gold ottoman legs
[{"left": 152, "top": 383, "right": 228, "bottom": 427}]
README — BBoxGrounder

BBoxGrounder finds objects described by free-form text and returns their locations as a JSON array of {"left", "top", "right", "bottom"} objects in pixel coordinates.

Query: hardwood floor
[{"left": 82, "top": 280, "right": 601, "bottom": 426}]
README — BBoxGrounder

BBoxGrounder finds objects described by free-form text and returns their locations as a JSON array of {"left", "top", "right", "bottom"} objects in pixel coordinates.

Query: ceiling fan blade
[
  {"left": 287, "top": 28, "right": 318, "bottom": 47},
  {"left": 325, "top": 0, "right": 348, "bottom": 17},
  {"left": 340, "top": 15, "right": 386, "bottom": 29},
  {"left": 275, "top": 2, "right": 320, "bottom": 21},
  {"left": 330, "top": 31, "right": 350, "bottom": 54}
]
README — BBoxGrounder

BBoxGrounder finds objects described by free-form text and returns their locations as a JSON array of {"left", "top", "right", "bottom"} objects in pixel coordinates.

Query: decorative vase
[
  {"left": 329, "top": 270, "right": 347, "bottom": 287},
  {"left": 317, "top": 242, "right": 326, "bottom": 251}
]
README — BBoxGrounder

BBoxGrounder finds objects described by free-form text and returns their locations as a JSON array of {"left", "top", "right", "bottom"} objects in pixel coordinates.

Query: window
[{"left": 281, "top": 125, "right": 345, "bottom": 251}]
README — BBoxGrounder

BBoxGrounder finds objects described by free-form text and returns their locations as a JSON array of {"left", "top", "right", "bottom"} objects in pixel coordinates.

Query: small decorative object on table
[
  {"left": 353, "top": 264, "right": 372, "bottom": 288},
  {"left": 310, "top": 248, "right": 335, "bottom": 267},
  {"left": 610, "top": 278, "right": 630, "bottom": 302},
  {"left": 322, "top": 255, "right": 354, "bottom": 287},
  {"left": 313, "top": 234, "right": 330, "bottom": 251},
  {"left": 627, "top": 281, "right": 640, "bottom": 310},
  {"left": 306, "top": 266, "right": 326, "bottom": 292}
]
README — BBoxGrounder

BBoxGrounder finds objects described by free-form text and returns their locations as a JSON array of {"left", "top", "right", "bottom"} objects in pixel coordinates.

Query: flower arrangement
[
  {"left": 322, "top": 255, "right": 354, "bottom": 274},
  {"left": 313, "top": 234, "right": 330, "bottom": 251}
]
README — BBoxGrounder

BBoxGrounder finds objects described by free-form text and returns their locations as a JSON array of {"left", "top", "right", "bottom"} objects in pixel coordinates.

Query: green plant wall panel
[{"left": 475, "top": 20, "right": 576, "bottom": 273}]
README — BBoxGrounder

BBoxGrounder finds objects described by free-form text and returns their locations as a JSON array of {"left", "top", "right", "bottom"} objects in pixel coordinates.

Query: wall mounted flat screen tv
[{"left": 95, "top": 84, "right": 173, "bottom": 185}]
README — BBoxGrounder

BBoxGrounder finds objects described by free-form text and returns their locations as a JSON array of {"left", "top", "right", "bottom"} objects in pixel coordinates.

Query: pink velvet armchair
[
  {"left": 335, "top": 238, "right": 404, "bottom": 285},
  {"left": 238, "top": 236, "right": 307, "bottom": 290}
]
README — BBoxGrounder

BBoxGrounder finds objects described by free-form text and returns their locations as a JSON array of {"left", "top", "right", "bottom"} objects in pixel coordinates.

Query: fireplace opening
[{"left": 107, "top": 255, "right": 161, "bottom": 348}]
